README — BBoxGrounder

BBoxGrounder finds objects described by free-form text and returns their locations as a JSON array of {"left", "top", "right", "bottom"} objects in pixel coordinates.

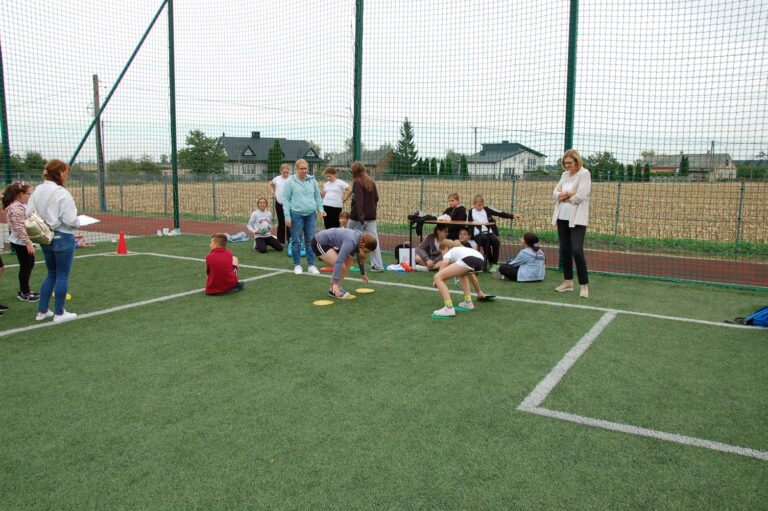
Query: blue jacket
[
  {"left": 506, "top": 247, "right": 545, "bottom": 282},
  {"left": 283, "top": 174, "right": 323, "bottom": 218}
]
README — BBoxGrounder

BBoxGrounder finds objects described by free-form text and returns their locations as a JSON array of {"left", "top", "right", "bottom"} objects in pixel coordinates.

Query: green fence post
[
  {"left": 352, "top": 0, "right": 364, "bottom": 161},
  {"left": 563, "top": 0, "right": 579, "bottom": 152},
  {"left": 734, "top": 180, "right": 745, "bottom": 255},
  {"left": 613, "top": 181, "right": 622, "bottom": 245},
  {"left": 81, "top": 178, "right": 86, "bottom": 210},
  {"left": 0, "top": 41, "right": 12, "bottom": 186},
  {"left": 167, "top": 0, "right": 180, "bottom": 231},
  {"left": 163, "top": 174, "right": 168, "bottom": 216}
]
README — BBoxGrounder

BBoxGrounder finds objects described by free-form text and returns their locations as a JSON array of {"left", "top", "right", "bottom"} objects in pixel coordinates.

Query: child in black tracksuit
[{"left": 467, "top": 194, "right": 517, "bottom": 270}]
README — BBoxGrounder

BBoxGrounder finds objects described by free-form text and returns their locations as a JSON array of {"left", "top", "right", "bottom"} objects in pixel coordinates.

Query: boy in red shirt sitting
[{"left": 205, "top": 233, "right": 244, "bottom": 295}]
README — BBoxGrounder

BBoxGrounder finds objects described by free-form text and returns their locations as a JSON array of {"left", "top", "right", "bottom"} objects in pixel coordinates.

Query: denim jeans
[
  {"left": 290, "top": 213, "right": 316, "bottom": 266},
  {"left": 39, "top": 232, "right": 76, "bottom": 315},
  {"left": 348, "top": 220, "right": 384, "bottom": 269}
]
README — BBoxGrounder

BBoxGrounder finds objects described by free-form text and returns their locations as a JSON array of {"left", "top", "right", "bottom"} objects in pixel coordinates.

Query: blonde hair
[
  {"left": 472, "top": 194, "right": 485, "bottom": 205},
  {"left": 279, "top": 163, "right": 290, "bottom": 173},
  {"left": 256, "top": 196, "right": 268, "bottom": 208},
  {"left": 561, "top": 149, "right": 583, "bottom": 171},
  {"left": 448, "top": 193, "right": 460, "bottom": 201},
  {"left": 211, "top": 233, "right": 228, "bottom": 248},
  {"left": 439, "top": 239, "right": 460, "bottom": 251}
]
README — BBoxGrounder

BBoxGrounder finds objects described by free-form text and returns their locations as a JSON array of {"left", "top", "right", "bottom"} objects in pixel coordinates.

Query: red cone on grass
[{"left": 116, "top": 231, "right": 128, "bottom": 255}]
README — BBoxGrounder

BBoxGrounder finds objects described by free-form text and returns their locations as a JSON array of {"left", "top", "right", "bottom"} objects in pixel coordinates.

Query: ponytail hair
[
  {"left": 523, "top": 231, "right": 540, "bottom": 252},
  {"left": 2, "top": 181, "right": 31, "bottom": 209},
  {"left": 44, "top": 159, "right": 70, "bottom": 186}
]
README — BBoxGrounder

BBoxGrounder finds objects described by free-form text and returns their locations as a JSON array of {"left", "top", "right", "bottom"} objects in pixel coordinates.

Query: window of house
[{"left": 243, "top": 164, "right": 256, "bottom": 175}]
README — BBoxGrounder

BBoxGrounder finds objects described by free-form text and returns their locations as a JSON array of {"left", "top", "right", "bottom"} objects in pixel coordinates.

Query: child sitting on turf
[
  {"left": 492, "top": 232, "right": 546, "bottom": 282},
  {"left": 247, "top": 197, "right": 284, "bottom": 253},
  {"left": 310, "top": 227, "right": 377, "bottom": 300},
  {"left": 339, "top": 210, "right": 351, "bottom": 229},
  {"left": 205, "top": 233, "right": 244, "bottom": 295},
  {"left": 415, "top": 224, "right": 449, "bottom": 271},
  {"left": 432, "top": 240, "right": 488, "bottom": 318},
  {"left": 458, "top": 227, "right": 478, "bottom": 250}
]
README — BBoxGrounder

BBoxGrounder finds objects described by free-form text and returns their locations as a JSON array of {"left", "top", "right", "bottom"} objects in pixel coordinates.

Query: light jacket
[
  {"left": 27, "top": 180, "right": 80, "bottom": 234},
  {"left": 283, "top": 174, "right": 323, "bottom": 219},
  {"left": 506, "top": 247, "right": 545, "bottom": 282},
  {"left": 551, "top": 168, "right": 591, "bottom": 227}
]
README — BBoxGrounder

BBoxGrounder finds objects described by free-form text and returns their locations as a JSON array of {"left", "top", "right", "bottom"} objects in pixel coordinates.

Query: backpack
[{"left": 726, "top": 305, "right": 768, "bottom": 327}]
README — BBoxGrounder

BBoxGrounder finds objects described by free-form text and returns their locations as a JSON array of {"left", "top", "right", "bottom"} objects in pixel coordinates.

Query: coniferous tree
[
  {"left": 643, "top": 163, "right": 651, "bottom": 182},
  {"left": 460, "top": 154, "right": 469, "bottom": 178},
  {"left": 392, "top": 117, "right": 418, "bottom": 175},
  {"left": 430, "top": 157, "right": 438, "bottom": 175},
  {"left": 267, "top": 139, "right": 283, "bottom": 176},
  {"left": 679, "top": 155, "right": 689, "bottom": 177}
]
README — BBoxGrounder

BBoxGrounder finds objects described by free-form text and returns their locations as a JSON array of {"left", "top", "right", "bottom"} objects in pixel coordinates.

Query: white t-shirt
[
  {"left": 471, "top": 208, "right": 489, "bottom": 236},
  {"left": 271, "top": 175, "right": 290, "bottom": 204},
  {"left": 444, "top": 245, "right": 484, "bottom": 264},
  {"left": 322, "top": 179, "right": 349, "bottom": 208},
  {"left": 558, "top": 177, "right": 577, "bottom": 220}
]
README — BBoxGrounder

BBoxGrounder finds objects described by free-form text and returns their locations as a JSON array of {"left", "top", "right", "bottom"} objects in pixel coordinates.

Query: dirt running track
[{"left": 95, "top": 214, "right": 766, "bottom": 288}]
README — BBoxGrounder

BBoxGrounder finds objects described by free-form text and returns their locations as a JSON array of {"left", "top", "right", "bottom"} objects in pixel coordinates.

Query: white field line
[
  {"left": 518, "top": 311, "right": 617, "bottom": 409},
  {"left": 0, "top": 271, "right": 283, "bottom": 339},
  {"left": 517, "top": 311, "right": 768, "bottom": 461},
  {"left": 526, "top": 406, "right": 768, "bottom": 462}
]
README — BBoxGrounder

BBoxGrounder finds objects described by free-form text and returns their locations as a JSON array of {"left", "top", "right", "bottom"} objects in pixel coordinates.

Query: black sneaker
[
  {"left": 369, "top": 266, "right": 385, "bottom": 273},
  {"left": 17, "top": 292, "right": 40, "bottom": 302},
  {"left": 0, "top": 303, "right": 8, "bottom": 311}
]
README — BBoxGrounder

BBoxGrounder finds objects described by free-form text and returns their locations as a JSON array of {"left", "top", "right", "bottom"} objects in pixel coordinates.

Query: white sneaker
[
  {"left": 307, "top": 265, "right": 320, "bottom": 275},
  {"left": 413, "top": 264, "right": 429, "bottom": 272},
  {"left": 432, "top": 306, "right": 456, "bottom": 317},
  {"left": 457, "top": 300, "right": 475, "bottom": 310},
  {"left": 36, "top": 310, "right": 54, "bottom": 321},
  {"left": 294, "top": 265, "right": 303, "bottom": 275},
  {"left": 53, "top": 310, "right": 77, "bottom": 323}
]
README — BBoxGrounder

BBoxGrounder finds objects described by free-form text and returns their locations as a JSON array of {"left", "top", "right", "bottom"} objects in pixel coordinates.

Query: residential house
[
  {"left": 466, "top": 141, "right": 546, "bottom": 178},
  {"left": 218, "top": 131, "right": 323, "bottom": 178},
  {"left": 641, "top": 152, "right": 737, "bottom": 181},
  {"left": 326, "top": 147, "right": 394, "bottom": 177}
]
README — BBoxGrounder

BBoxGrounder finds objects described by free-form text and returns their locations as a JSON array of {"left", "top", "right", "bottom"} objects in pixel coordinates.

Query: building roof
[
  {"left": 466, "top": 142, "right": 546, "bottom": 164},
  {"left": 327, "top": 147, "right": 393, "bottom": 166},
  {"left": 218, "top": 132, "right": 322, "bottom": 163},
  {"left": 642, "top": 153, "right": 733, "bottom": 170}
]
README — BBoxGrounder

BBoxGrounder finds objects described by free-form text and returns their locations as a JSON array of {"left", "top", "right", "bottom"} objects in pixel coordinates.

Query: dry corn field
[{"left": 75, "top": 178, "right": 767, "bottom": 246}]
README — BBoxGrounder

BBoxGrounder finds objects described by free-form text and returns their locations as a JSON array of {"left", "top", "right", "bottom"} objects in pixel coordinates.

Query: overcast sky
[{"left": 1, "top": 0, "right": 766, "bottom": 164}]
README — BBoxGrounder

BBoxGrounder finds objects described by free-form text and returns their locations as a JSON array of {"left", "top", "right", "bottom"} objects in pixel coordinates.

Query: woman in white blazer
[{"left": 551, "top": 149, "right": 591, "bottom": 297}]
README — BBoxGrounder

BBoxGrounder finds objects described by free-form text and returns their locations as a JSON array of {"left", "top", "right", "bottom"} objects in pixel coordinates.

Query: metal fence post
[
  {"left": 510, "top": 175, "right": 517, "bottom": 238},
  {"left": 211, "top": 174, "right": 217, "bottom": 219},
  {"left": 613, "top": 181, "right": 622, "bottom": 244},
  {"left": 163, "top": 173, "right": 168, "bottom": 216},
  {"left": 119, "top": 173, "right": 124, "bottom": 212},
  {"left": 734, "top": 180, "right": 745, "bottom": 255},
  {"left": 81, "top": 178, "right": 86, "bottom": 210},
  {"left": 419, "top": 175, "right": 424, "bottom": 211}
]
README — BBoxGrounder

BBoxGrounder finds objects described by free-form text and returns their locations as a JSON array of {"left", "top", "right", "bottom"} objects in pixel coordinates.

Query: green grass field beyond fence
[{"left": 0, "top": 236, "right": 766, "bottom": 509}]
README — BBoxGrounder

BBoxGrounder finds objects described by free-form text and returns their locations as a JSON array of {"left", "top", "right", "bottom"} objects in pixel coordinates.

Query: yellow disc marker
[
  {"left": 355, "top": 288, "right": 375, "bottom": 294},
  {"left": 313, "top": 299, "right": 335, "bottom": 306}
]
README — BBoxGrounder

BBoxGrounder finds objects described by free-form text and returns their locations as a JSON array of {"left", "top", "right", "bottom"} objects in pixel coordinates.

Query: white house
[{"left": 466, "top": 141, "right": 546, "bottom": 178}]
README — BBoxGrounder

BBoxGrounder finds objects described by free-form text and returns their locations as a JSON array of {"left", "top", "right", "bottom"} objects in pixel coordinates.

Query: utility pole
[{"left": 93, "top": 74, "right": 107, "bottom": 210}]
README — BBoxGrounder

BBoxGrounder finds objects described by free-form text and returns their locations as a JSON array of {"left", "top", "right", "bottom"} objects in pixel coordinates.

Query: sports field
[{"left": 0, "top": 236, "right": 766, "bottom": 509}]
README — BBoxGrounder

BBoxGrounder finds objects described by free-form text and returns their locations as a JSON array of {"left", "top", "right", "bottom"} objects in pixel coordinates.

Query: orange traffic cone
[{"left": 116, "top": 231, "right": 128, "bottom": 255}]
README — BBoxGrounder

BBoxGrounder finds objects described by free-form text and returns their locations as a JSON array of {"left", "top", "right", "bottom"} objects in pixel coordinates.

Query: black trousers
[
  {"left": 498, "top": 263, "right": 519, "bottom": 281},
  {"left": 12, "top": 242, "right": 36, "bottom": 294},
  {"left": 254, "top": 236, "right": 283, "bottom": 253},
  {"left": 474, "top": 233, "right": 501, "bottom": 265},
  {"left": 323, "top": 205, "right": 342, "bottom": 229},
  {"left": 274, "top": 201, "right": 290, "bottom": 244},
  {"left": 556, "top": 219, "right": 589, "bottom": 285}
]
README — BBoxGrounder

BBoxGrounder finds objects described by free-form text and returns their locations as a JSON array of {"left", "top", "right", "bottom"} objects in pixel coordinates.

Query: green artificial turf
[{"left": 0, "top": 235, "right": 765, "bottom": 509}]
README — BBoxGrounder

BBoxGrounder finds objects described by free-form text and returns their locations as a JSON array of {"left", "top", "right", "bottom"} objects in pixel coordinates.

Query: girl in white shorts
[{"left": 432, "top": 240, "right": 489, "bottom": 318}]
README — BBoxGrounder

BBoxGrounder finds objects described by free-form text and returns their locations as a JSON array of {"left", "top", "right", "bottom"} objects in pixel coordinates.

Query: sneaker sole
[
  {"left": 431, "top": 313, "right": 453, "bottom": 319},
  {"left": 455, "top": 306, "right": 474, "bottom": 312}
]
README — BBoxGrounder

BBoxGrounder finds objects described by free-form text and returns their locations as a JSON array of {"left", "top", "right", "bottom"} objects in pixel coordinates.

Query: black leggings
[
  {"left": 254, "top": 236, "right": 283, "bottom": 253},
  {"left": 474, "top": 233, "right": 501, "bottom": 265},
  {"left": 323, "top": 205, "right": 342, "bottom": 229},
  {"left": 556, "top": 220, "right": 589, "bottom": 285},
  {"left": 274, "top": 201, "right": 290, "bottom": 244},
  {"left": 12, "top": 242, "right": 36, "bottom": 294},
  {"left": 498, "top": 263, "right": 519, "bottom": 281}
]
